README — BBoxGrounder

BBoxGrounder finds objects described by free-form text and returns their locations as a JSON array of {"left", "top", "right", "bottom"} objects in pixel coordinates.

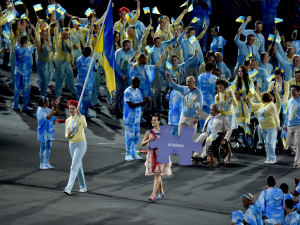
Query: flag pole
[{"left": 70, "top": 0, "right": 111, "bottom": 131}]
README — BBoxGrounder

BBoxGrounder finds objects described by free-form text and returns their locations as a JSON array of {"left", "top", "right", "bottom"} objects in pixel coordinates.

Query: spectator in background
[
  {"left": 191, "top": 0, "right": 212, "bottom": 54},
  {"left": 215, "top": 52, "right": 231, "bottom": 79},
  {"left": 283, "top": 199, "right": 299, "bottom": 224},
  {"left": 280, "top": 183, "right": 294, "bottom": 201}
]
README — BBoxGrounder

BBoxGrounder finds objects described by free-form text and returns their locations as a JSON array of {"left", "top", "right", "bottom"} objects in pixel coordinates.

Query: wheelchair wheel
[
  {"left": 216, "top": 142, "right": 232, "bottom": 166},
  {"left": 162, "top": 89, "right": 170, "bottom": 110}
]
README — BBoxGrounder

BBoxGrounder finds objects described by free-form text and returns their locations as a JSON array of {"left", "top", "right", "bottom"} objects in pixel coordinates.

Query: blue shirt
[
  {"left": 275, "top": 52, "right": 300, "bottom": 81},
  {"left": 256, "top": 187, "right": 285, "bottom": 224},
  {"left": 76, "top": 56, "right": 97, "bottom": 89},
  {"left": 197, "top": 73, "right": 217, "bottom": 107},
  {"left": 240, "top": 22, "right": 265, "bottom": 53},
  {"left": 36, "top": 107, "right": 55, "bottom": 143},
  {"left": 249, "top": 67, "right": 269, "bottom": 93},
  {"left": 276, "top": 42, "right": 293, "bottom": 65},
  {"left": 259, "top": 63, "right": 274, "bottom": 76},
  {"left": 178, "top": 32, "right": 204, "bottom": 68},
  {"left": 166, "top": 56, "right": 198, "bottom": 84},
  {"left": 131, "top": 20, "right": 146, "bottom": 44},
  {"left": 285, "top": 97, "right": 300, "bottom": 127},
  {"left": 284, "top": 211, "right": 300, "bottom": 225},
  {"left": 171, "top": 82, "right": 203, "bottom": 117},
  {"left": 235, "top": 35, "right": 261, "bottom": 67},
  {"left": 166, "top": 90, "right": 183, "bottom": 125},
  {"left": 123, "top": 86, "right": 143, "bottom": 125},
  {"left": 216, "top": 62, "right": 231, "bottom": 79},
  {"left": 14, "top": 44, "right": 34, "bottom": 76},
  {"left": 115, "top": 48, "right": 134, "bottom": 80},
  {"left": 244, "top": 204, "right": 263, "bottom": 225},
  {"left": 210, "top": 36, "right": 226, "bottom": 55}
]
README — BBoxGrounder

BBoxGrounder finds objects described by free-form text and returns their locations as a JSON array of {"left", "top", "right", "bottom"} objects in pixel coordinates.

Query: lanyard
[{"left": 184, "top": 88, "right": 196, "bottom": 97}]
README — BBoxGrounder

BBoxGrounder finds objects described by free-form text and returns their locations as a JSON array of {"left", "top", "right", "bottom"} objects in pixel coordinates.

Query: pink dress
[{"left": 145, "top": 129, "right": 172, "bottom": 176}]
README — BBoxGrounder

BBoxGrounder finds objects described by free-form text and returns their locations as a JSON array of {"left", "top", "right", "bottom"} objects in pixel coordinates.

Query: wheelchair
[
  {"left": 194, "top": 132, "right": 232, "bottom": 167},
  {"left": 230, "top": 124, "right": 254, "bottom": 152}
]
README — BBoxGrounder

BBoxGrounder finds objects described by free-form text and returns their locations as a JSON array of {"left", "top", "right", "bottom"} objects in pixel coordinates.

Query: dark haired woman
[
  {"left": 113, "top": 30, "right": 121, "bottom": 52},
  {"left": 256, "top": 175, "right": 284, "bottom": 224},
  {"left": 36, "top": 97, "right": 60, "bottom": 169},
  {"left": 64, "top": 100, "right": 88, "bottom": 195},
  {"left": 246, "top": 92, "right": 280, "bottom": 164},
  {"left": 142, "top": 114, "right": 172, "bottom": 201},
  {"left": 199, "top": 50, "right": 216, "bottom": 74},
  {"left": 210, "top": 26, "right": 226, "bottom": 56}
]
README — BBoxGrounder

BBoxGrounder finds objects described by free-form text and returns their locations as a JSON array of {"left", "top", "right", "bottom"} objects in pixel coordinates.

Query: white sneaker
[
  {"left": 125, "top": 155, "right": 134, "bottom": 161},
  {"left": 63, "top": 190, "right": 71, "bottom": 195},
  {"left": 269, "top": 161, "right": 276, "bottom": 164},
  {"left": 78, "top": 189, "right": 87, "bottom": 193},
  {"left": 263, "top": 160, "right": 271, "bottom": 164}
]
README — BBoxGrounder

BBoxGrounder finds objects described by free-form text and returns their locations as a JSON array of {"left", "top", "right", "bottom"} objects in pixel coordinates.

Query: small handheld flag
[
  {"left": 125, "top": 13, "right": 133, "bottom": 21},
  {"left": 241, "top": 122, "right": 250, "bottom": 134},
  {"left": 202, "top": 21, "right": 206, "bottom": 28},
  {"left": 191, "top": 17, "right": 200, "bottom": 24},
  {"left": 180, "top": 0, "right": 189, "bottom": 7},
  {"left": 274, "top": 18, "right": 283, "bottom": 23},
  {"left": 268, "top": 34, "right": 275, "bottom": 42},
  {"left": 72, "top": 20, "right": 80, "bottom": 25},
  {"left": 171, "top": 17, "right": 175, "bottom": 24},
  {"left": 56, "top": 7, "right": 66, "bottom": 16},
  {"left": 6, "top": 13, "right": 15, "bottom": 23},
  {"left": 267, "top": 74, "right": 275, "bottom": 82},
  {"left": 14, "top": 0, "right": 23, "bottom": 6},
  {"left": 275, "top": 35, "right": 281, "bottom": 43},
  {"left": 189, "top": 35, "right": 197, "bottom": 44},
  {"left": 248, "top": 69, "right": 258, "bottom": 78},
  {"left": 84, "top": 7, "right": 93, "bottom": 17},
  {"left": 188, "top": 4, "right": 193, "bottom": 12},
  {"left": 143, "top": 7, "right": 150, "bottom": 14},
  {"left": 247, "top": 51, "right": 253, "bottom": 58},
  {"left": 249, "top": 83, "right": 255, "bottom": 94},
  {"left": 166, "top": 62, "right": 172, "bottom": 69},
  {"left": 227, "top": 83, "right": 236, "bottom": 91},
  {"left": 209, "top": 132, "right": 216, "bottom": 142},
  {"left": 145, "top": 45, "right": 153, "bottom": 54},
  {"left": 152, "top": 6, "right": 160, "bottom": 15},
  {"left": 47, "top": 4, "right": 55, "bottom": 12},
  {"left": 21, "top": 13, "right": 27, "bottom": 19},
  {"left": 33, "top": 4, "right": 43, "bottom": 12},
  {"left": 236, "top": 16, "right": 245, "bottom": 23}
]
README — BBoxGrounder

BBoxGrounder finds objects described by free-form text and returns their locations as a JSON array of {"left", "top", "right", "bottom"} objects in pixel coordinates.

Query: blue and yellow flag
[
  {"left": 125, "top": 13, "right": 133, "bottom": 21},
  {"left": 33, "top": 4, "right": 43, "bottom": 12},
  {"left": 267, "top": 74, "right": 275, "bottom": 82},
  {"left": 56, "top": 7, "right": 66, "bottom": 16},
  {"left": 152, "top": 6, "right": 160, "bottom": 15},
  {"left": 281, "top": 128, "right": 287, "bottom": 149},
  {"left": 188, "top": 4, "right": 193, "bottom": 12},
  {"left": 275, "top": 35, "right": 281, "bottom": 43},
  {"left": 47, "top": 4, "right": 55, "bottom": 12},
  {"left": 145, "top": 45, "right": 153, "bottom": 54},
  {"left": 268, "top": 34, "right": 275, "bottom": 41},
  {"left": 236, "top": 16, "right": 245, "bottom": 23},
  {"left": 94, "top": 0, "right": 115, "bottom": 100},
  {"left": 14, "top": 0, "right": 23, "bottom": 6},
  {"left": 275, "top": 18, "right": 283, "bottom": 23},
  {"left": 180, "top": 0, "right": 189, "bottom": 7},
  {"left": 191, "top": 17, "right": 200, "bottom": 23},
  {"left": 241, "top": 122, "right": 250, "bottom": 134},
  {"left": 209, "top": 132, "right": 216, "bottom": 142},
  {"left": 227, "top": 82, "right": 236, "bottom": 91},
  {"left": 6, "top": 13, "right": 15, "bottom": 23},
  {"left": 143, "top": 7, "right": 150, "bottom": 14},
  {"left": 189, "top": 35, "right": 197, "bottom": 44},
  {"left": 3, "top": 30, "right": 10, "bottom": 40},
  {"left": 171, "top": 17, "right": 175, "bottom": 24},
  {"left": 84, "top": 7, "right": 93, "bottom": 17},
  {"left": 166, "top": 62, "right": 172, "bottom": 70}
]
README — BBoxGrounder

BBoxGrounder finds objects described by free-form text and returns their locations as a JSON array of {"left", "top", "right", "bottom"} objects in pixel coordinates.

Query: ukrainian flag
[
  {"left": 152, "top": 6, "right": 160, "bottom": 15},
  {"left": 145, "top": 45, "right": 153, "bottom": 54},
  {"left": 227, "top": 82, "right": 236, "bottom": 91},
  {"left": 94, "top": 0, "right": 115, "bottom": 100},
  {"left": 166, "top": 62, "right": 172, "bottom": 69},
  {"left": 268, "top": 34, "right": 275, "bottom": 41},
  {"left": 241, "top": 122, "right": 250, "bottom": 134},
  {"left": 191, "top": 17, "right": 200, "bottom": 24},
  {"left": 143, "top": 7, "right": 150, "bottom": 14},
  {"left": 47, "top": 4, "right": 55, "bottom": 12},
  {"left": 189, "top": 35, "right": 197, "bottom": 44},
  {"left": 171, "top": 17, "right": 175, "bottom": 24},
  {"left": 125, "top": 13, "right": 133, "bottom": 21},
  {"left": 275, "top": 18, "right": 283, "bottom": 23},
  {"left": 14, "top": 0, "right": 23, "bottom": 6},
  {"left": 3, "top": 30, "right": 10, "bottom": 40},
  {"left": 56, "top": 7, "right": 66, "bottom": 16},
  {"left": 180, "top": 0, "right": 189, "bottom": 7},
  {"left": 275, "top": 35, "right": 281, "bottom": 43},
  {"left": 84, "top": 7, "right": 93, "bottom": 17},
  {"left": 6, "top": 13, "right": 15, "bottom": 23},
  {"left": 236, "top": 16, "right": 245, "bottom": 23},
  {"left": 33, "top": 4, "right": 43, "bottom": 12},
  {"left": 188, "top": 4, "right": 193, "bottom": 12},
  {"left": 281, "top": 128, "right": 287, "bottom": 149},
  {"left": 209, "top": 132, "right": 216, "bottom": 142},
  {"left": 267, "top": 74, "right": 275, "bottom": 82}
]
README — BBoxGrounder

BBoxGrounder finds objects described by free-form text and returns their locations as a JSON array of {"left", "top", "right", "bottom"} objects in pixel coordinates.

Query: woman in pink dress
[{"left": 142, "top": 113, "right": 172, "bottom": 201}]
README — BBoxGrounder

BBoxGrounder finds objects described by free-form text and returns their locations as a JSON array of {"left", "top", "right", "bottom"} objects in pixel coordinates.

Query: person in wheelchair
[{"left": 191, "top": 94, "right": 232, "bottom": 162}]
